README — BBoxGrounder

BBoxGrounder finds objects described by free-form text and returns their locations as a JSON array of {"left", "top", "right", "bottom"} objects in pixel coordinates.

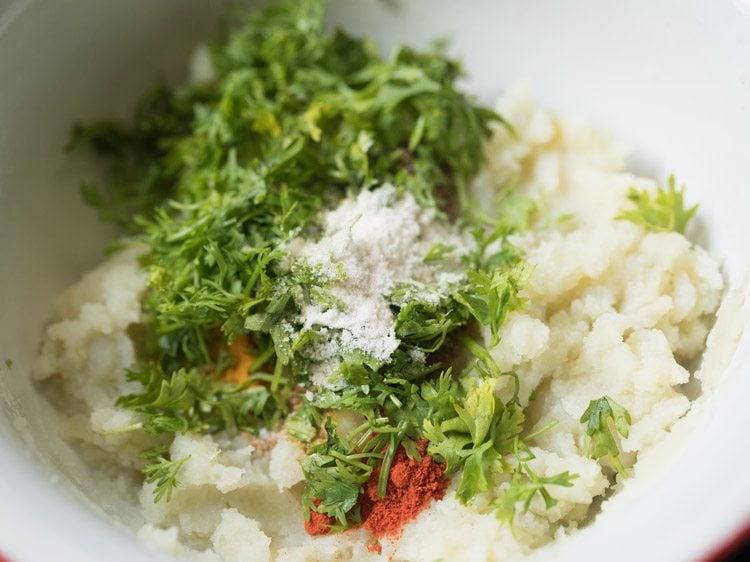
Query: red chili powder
[
  {"left": 360, "top": 439, "right": 447, "bottom": 538},
  {"left": 304, "top": 498, "right": 336, "bottom": 536},
  {"left": 304, "top": 440, "right": 447, "bottom": 540},
  {"left": 304, "top": 510, "right": 336, "bottom": 536}
]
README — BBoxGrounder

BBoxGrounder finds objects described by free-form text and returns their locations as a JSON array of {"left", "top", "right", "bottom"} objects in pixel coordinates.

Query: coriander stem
[
  {"left": 327, "top": 449, "right": 374, "bottom": 471},
  {"left": 523, "top": 420, "right": 559, "bottom": 443},
  {"left": 98, "top": 422, "right": 143, "bottom": 435}
]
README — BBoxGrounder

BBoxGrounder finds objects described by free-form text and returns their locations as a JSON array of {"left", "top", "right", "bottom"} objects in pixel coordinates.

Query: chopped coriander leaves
[
  {"left": 68, "top": 0, "right": 583, "bottom": 534},
  {"left": 116, "top": 363, "right": 285, "bottom": 438},
  {"left": 580, "top": 396, "right": 632, "bottom": 476},
  {"left": 423, "top": 376, "right": 527, "bottom": 504},
  {"left": 300, "top": 420, "right": 373, "bottom": 527},
  {"left": 616, "top": 175, "right": 698, "bottom": 234}
]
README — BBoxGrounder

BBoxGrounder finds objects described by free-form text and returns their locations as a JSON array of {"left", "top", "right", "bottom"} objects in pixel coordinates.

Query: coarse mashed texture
[{"left": 33, "top": 87, "right": 724, "bottom": 561}]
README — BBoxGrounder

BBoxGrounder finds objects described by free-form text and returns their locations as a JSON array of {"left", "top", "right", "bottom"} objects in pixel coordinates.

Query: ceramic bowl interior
[{"left": 1, "top": 1, "right": 749, "bottom": 561}]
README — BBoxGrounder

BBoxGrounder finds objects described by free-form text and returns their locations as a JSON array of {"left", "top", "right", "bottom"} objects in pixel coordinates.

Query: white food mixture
[{"left": 33, "top": 87, "right": 725, "bottom": 561}]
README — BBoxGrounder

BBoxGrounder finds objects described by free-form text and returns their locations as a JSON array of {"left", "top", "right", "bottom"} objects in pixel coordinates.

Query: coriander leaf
[
  {"left": 422, "top": 425, "right": 471, "bottom": 473},
  {"left": 455, "top": 378, "right": 495, "bottom": 444},
  {"left": 391, "top": 280, "right": 469, "bottom": 354},
  {"left": 424, "top": 376, "right": 526, "bottom": 505},
  {"left": 140, "top": 446, "right": 191, "bottom": 503},
  {"left": 456, "top": 440, "right": 499, "bottom": 503},
  {"left": 456, "top": 261, "right": 531, "bottom": 347},
  {"left": 579, "top": 395, "right": 632, "bottom": 476},
  {"left": 285, "top": 401, "right": 323, "bottom": 442},
  {"left": 494, "top": 463, "right": 577, "bottom": 526},
  {"left": 492, "top": 396, "right": 526, "bottom": 454},
  {"left": 616, "top": 175, "right": 698, "bottom": 234}
]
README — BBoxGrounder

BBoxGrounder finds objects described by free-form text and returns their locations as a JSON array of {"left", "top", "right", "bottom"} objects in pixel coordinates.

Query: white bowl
[{"left": 1, "top": 1, "right": 748, "bottom": 561}]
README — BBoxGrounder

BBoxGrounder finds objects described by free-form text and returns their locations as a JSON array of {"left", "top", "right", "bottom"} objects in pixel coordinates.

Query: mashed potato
[{"left": 33, "top": 87, "right": 724, "bottom": 561}]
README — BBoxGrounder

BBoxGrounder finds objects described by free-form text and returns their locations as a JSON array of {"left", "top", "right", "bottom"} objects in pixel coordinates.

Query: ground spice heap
[
  {"left": 304, "top": 440, "right": 448, "bottom": 542},
  {"left": 287, "top": 185, "right": 468, "bottom": 387}
]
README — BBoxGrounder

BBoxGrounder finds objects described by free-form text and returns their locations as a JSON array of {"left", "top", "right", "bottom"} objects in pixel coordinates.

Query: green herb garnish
[
  {"left": 140, "top": 446, "right": 191, "bottom": 503},
  {"left": 423, "top": 377, "right": 525, "bottom": 504},
  {"left": 616, "top": 175, "right": 698, "bottom": 234},
  {"left": 494, "top": 461, "right": 578, "bottom": 526},
  {"left": 116, "top": 365, "right": 280, "bottom": 436},
  {"left": 580, "top": 396, "right": 632, "bottom": 476}
]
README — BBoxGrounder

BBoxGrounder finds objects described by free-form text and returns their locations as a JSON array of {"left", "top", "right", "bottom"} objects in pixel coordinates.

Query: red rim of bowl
[{"left": 701, "top": 521, "right": 750, "bottom": 562}]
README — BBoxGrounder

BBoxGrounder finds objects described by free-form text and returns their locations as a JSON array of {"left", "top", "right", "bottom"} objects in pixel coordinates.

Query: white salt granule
[{"left": 287, "top": 184, "right": 469, "bottom": 384}]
